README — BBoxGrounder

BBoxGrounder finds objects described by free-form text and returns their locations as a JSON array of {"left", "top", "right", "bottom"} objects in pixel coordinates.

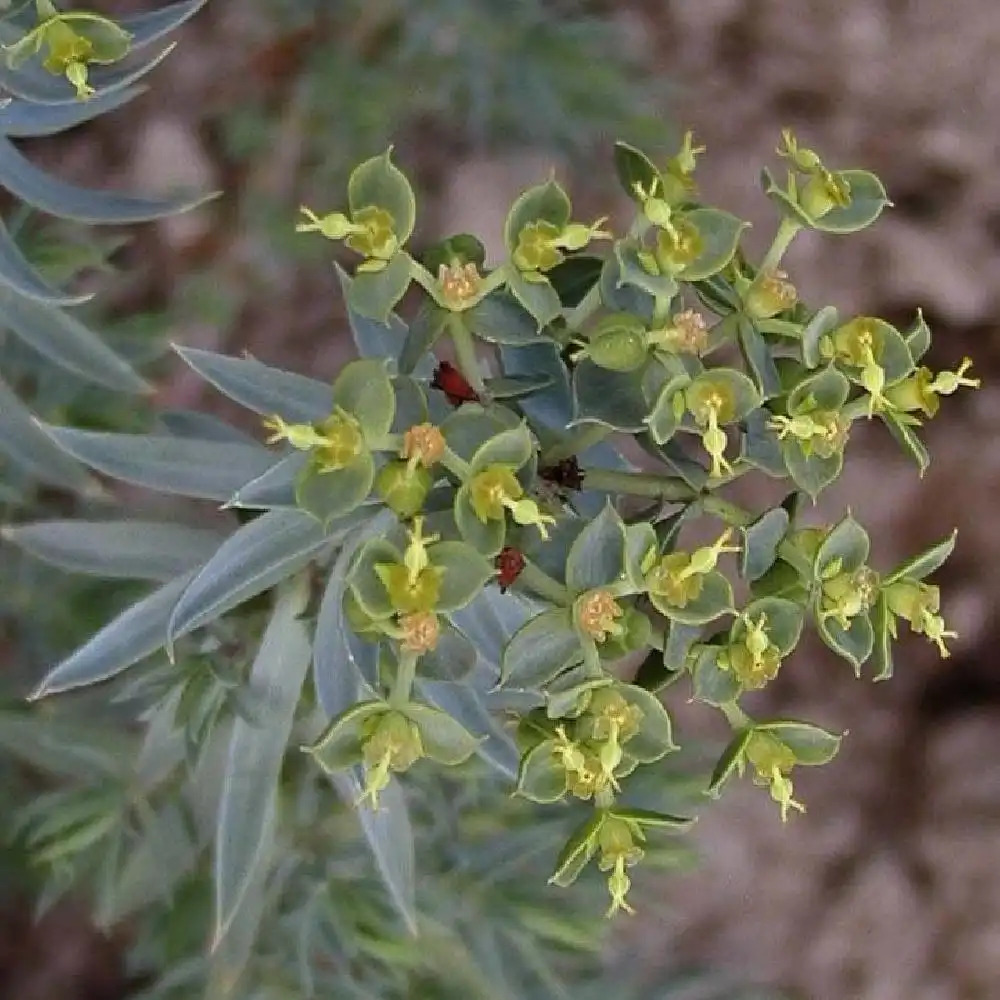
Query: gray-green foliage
[
  {"left": 0, "top": 4, "right": 791, "bottom": 999},
  {"left": 9, "top": 129, "right": 976, "bottom": 996}
]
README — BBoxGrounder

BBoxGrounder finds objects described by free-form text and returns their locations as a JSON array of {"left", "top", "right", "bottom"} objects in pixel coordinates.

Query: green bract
[{"left": 18, "top": 128, "right": 975, "bottom": 934}]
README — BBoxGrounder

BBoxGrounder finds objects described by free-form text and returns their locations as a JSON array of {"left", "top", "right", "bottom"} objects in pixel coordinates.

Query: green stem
[
  {"left": 594, "top": 787, "right": 615, "bottom": 809},
  {"left": 447, "top": 312, "right": 490, "bottom": 402},
  {"left": 700, "top": 494, "right": 755, "bottom": 527},
  {"left": 565, "top": 279, "right": 603, "bottom": 331},
  {"left": 516, "top": 559, "right": 571, "bottom": 606},
  {"left": 583, "top": 467, "right": 694, "bottom": 502},
  {"left": 756, "top": 318, "right": 804, "bottom": 338},
  {"left": 390, "top": 649, "right": 418, "bottom": 707},
  {"left": 720, "top": 700, "right": 751, "bottom": 730},
  {"left": 759, "top": 217, "right": 801, "bottom": 275},
  {"left": 441, "top": 445, "right": 471, "bottom": 481}
]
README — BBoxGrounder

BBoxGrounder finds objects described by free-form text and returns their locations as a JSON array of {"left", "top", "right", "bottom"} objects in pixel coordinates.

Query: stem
[
  {"left": 700, "top": 494, "right": 755, "bottom": 527},
  {"left": 539, "top": 424, "right": 613, "bottom": 465},
  {"left": 390, "top": 649, "right": 418, "bottom": 707},
  {"left": 516, "top": 559, "right": 571, "bottom": 606},
  {"left": 582, "top": 467, "right": 694, "bottom": 502},
  {"left": 447, "top": 312, "right": 490, "bottom": 402},
  {"left": 441, "top": 445, "right": 471, "bottom": 481},
  {"left": 719, "top": 700, "right": 750, "bottom": 730},
  {"left": 759, "top": 217, "right": 801, "bottom": 275},
  {"left": 594, "top": 787, "right": 615, "bottom": 809},
  {"left": 565, "top": 280, "right": 602, "bottom": 331},
  {"left": 756, "top": 318, "right": 804, "bottom": 338}
]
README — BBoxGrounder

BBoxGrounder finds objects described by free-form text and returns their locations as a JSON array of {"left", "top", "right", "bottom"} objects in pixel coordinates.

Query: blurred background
[{"left": 2, "top": 1, "right": 999, "bottom": 998}]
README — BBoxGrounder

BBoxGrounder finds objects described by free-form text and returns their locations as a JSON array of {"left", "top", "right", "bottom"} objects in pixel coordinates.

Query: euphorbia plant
[{"left": 13, "top": 130, "right": 978, "bottom": 929}]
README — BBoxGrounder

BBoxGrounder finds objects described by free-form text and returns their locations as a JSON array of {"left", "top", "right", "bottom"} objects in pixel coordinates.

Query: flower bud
[
  {"left": 576, "top": 590, "right": 625, "bottom": 643},
  {"left": 648, "top": 309, "right": 709, "bottom": 355},
  {"left": 438, "top": 261, "right": 482, "bottom": 310},
  {"left": 745, "top": 269, "right": 798, "bottom": 319},
  {"left": 399, "top": 611, "right": 440, "bottom": 654}
]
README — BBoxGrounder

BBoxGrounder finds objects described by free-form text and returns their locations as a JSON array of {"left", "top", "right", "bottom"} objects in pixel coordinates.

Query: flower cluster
[{"left": 286, "top": 132, "right": 975, "bottom": 917}]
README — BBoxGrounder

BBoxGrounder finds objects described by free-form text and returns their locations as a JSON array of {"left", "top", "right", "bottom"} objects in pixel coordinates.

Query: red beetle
[
  {"left": 495, "top": 546, "right": 525, "bottom": 593},
  {"left": 431, "top": 361, "right": 479, "bottom": 407}
]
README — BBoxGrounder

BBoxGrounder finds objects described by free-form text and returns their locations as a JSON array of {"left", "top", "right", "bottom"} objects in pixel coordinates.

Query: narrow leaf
[
  {"left": 0, "top": 87, "right": 142, "bottom": 137},
  {"left": 29, "top": 570, "right": 197, "bottom": 698},
  {"left": 166, "top": 508, "right": 343, "bottom": 646},
  {"left": 313, "top": 509, "right": 396, "bottom": 717},
  {"left": 0, "top": 135, "right": 214, "bottom": 223},
  {"left": 1, "top": 287, "right": 148, "bottom": 392},
  {"left": 2, "top": 519, "right": 222, "bottom": 581},
  {"left": 330, "top": 772, "right": 417, "bottom": 934},
  {"left": 0, "top": 215, "right": 90, "bottom": 304},
  {"left": 174, "top": 346, "right": 331, "bottom": 422},
  {"left": 214, "top": 575, "right": 311, "bottom": 944},
  {"left": 40, "top": 426, "right": 275, "bottom": 500},
  {"left": 119, "top": 0, "right": 210, "bottom": 49},
  {"left": 0, "top": 373, "right": 95, "bottom": 493}
]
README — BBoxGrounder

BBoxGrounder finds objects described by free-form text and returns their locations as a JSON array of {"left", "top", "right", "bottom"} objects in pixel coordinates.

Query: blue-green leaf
[
  {"left": 884, "top": 531, "right": 957, "bottom": 586},
  {"left": 399, "top": 302, "right": 447, "bottom": 375},
  {"left": 814, "top": 514, "right": 869, "bottom": 577},
  {"left": 157, "top": 410, "right": 256, "bottom": 445},
  {"left": 564, "top": 501, "right": 626, "bottom": 595},
  {"left": 572, "top": 360, "right": 648, "bottom": 432},
  {"left": 313, "top": 509, "right": 396, "bottom": 717},
  {"left": 871, "top": 593, "right": 894, "bottom": 682},
  {"left": 500, "top": 609, "right": 582, "bottom": 688},
  {"left": 174, "top": 346, "right": 331, "bottom": 423},
  {"left": 226, "top": 454, "right": 304, "bottom": 510},
  {"left": 0, "top": 373, "right": 95, "bottom": 493},
  {"left": 1, "top": 288, "right": 148, "bottom": 392},
  {"left": 738, "top": 317, "right": 781, "bottom": 399},
  {"left": 0, "top": 215, "right": 89, "bottom": 304},
  {"left": 335, "top": 263, "right": 435, "bottom": 376},
  {"left": 754, "top": 720, "right": 842, "bottom": 765},
  {"left": 0, "top": 135, "right": 214, "bottom": 223},
  {"left": 0, "top": 87, "right": 142, "bottom": 137},
  {"left": 166, "top": 508, "right": 343, "bottom": 647},
  {"left": 119, "top": 0, "right": 210, "bottom": 49},
  {"left": 817, "top": 612, "right": 874, "bottom": 674},
  {"left": 330, "top": 771, "right": 417, "bottom": 934},
  {"left": 740, "top": 507, "right": 790, "bottom": 582},
  {"left": 40, "top": 426, "right": 275, "bottom": 501},
  {"left": 214, "top": 576, "right": 311, "bottom": 944},
  {"left": 29, "top": 570, "right": 197, "bottom": 698},
  {"left": 2, "top": 519, "right": 221, "bottom": 581},
  {"left": 467, "top": 290, "right": 540, "bottom": 345}
]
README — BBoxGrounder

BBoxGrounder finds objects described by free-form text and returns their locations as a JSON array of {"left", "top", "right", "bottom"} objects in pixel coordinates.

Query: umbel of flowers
[
  {"left": 268, "top": 132, "right": 978, "bottom": 915},
  {"left": 26, "top": 131, "right": 978, "bottom": 920}
]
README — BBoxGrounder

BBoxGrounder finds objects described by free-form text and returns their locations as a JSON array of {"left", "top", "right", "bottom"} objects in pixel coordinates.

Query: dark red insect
[
  {"left": 538, "top": 455, "right": 584, "bottom": 492},
  {"left": 495, "top": 546, "right": 526, "bottom": 593},
  {"left": 431, "top": 361, "right": 479, "bottom": 407}
]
